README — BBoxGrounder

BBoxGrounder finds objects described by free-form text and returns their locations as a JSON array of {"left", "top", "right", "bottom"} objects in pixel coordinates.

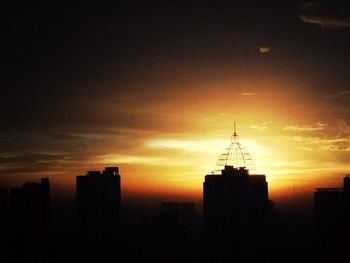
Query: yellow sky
[
  {"left": 93, "top": 80, "right": 350, "bottom": 201},
  {"left": 2, "top": 71, "right": 350, "bottom": 204}
]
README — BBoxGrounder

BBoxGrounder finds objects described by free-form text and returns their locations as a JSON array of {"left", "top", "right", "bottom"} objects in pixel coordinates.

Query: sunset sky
[{"left": 4, "top": 1, "right": 350, "bottom": 203}]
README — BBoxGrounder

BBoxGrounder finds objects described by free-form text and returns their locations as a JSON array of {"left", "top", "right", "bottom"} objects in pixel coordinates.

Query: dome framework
[{"left": 213, "top": 123, "right": 255, "bottom": 174}]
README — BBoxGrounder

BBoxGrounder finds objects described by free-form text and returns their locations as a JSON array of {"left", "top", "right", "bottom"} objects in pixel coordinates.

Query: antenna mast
[
  {"left": 232, "top": 121, "right": 239, "bottom": 142},
  {"left": 214, "top": 122, "right": 255, "bottom": 174}
]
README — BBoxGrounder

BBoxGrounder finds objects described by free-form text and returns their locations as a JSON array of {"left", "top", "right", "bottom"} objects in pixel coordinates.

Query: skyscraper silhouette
[
  {"left": 76, "top": 167, "right": 121, "bottom": 262},
  {"left": 0, "top": 187, "right": 8, "bottom": 260},
  {"left": 204, "top": 166, "right": 273, "bottom": 262},
  {"left": 7, "top": 178, "right": 50, "bottom": 263},
  {"left": 203, "top": 128, "right": 273, "bottom": 263},
  {"left": 153, "top": 202, "right": 197, "bottom": 262},
  {"left": 314, "top": 175, "right": 350, "bottom": 261}
]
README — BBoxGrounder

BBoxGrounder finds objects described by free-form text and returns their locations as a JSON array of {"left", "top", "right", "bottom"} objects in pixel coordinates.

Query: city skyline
[{"left": 3, "top": 1, "right": 350, "bottom": 205}]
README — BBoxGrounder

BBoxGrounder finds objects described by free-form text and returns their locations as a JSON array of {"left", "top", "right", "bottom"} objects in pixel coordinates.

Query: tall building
[
  {"left": 203, "top": 126, "right": 273, "bottom": 262},
  {"left": 315, "top": 175, "right": 350, "bottom": 233},
  {"left": 76, "top": 167, "right": 121, "bottom": 237},
  {"left": 76, "top": 166, "right": 121, "bottom": 262},
  {"left": 0, "top": 187, "right": 8, "bottom": 260},
  {"left": 314, "top": 175, "right": 350, "bottom": 261},
  {"left": 7, "top": 178, "right": 51, "bottom": 262},
  {"left": 154, "top": 202, "right": 197, "bottom": 262}
]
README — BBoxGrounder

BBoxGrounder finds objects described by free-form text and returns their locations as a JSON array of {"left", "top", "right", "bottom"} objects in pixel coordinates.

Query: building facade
[
  {"left": 314, "top": 175, "right": 350, "bottom": 261},
  {"left": 203, "top": 166, "right": 273, "bottom": 262},
  {"left": 76, "top": 167, "right": 121, "bottom": 236},
  {"left": 1, "top": 178, "right": 51, "bottom": 262}
]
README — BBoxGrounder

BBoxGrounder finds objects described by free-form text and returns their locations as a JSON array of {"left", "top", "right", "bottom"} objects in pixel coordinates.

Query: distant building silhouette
[
  {"left": 204, "top": 166, "right": 273, "bottom": 263},
  {"left": 76, "top": 167, "right": 121, "bottom": 262},
  {"left": 159, "top": 202, "right": 180, "bottom": 230},
  {"left": 4, "top": 178, "right": 51, "bottom": 263},
  {"left": 157, "top": 201, "right": 196, "bottom": 232},
  {"left": 76, "top": 167, "right": 120, "bottom": 235},
  {"left": 0, "top": 187, "right": 9, "bottom": 260},
  {"left": 314, "top": 175, "right": 350, "bottom": 261},
  {"left": 154, "top": 202, "right": 197, "bottom": 262},
  {"left": 180, "top": 202, "right": 196, "bottom": 229}
]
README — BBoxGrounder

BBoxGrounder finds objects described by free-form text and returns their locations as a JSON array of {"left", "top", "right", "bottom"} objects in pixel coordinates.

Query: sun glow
[{"left": 97, "top": 114, "right": 349, "bottom": 201}]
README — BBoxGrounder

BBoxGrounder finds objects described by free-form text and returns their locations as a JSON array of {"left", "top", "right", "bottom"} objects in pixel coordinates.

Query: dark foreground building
[
  {"left": 314, "top": 175, "right": 350, "bottom": 261},
  {"left": 76, "top": 167, "right": 121, "bottom": 262},
  {"left": 154, "top": 202, "right": 197, "bottom": 262},
  {"left": 204, "top": 166, "right": 273, "bottom": 263},
  {"left": 0, "top": 178, "right": 51, "bottom": 263}
]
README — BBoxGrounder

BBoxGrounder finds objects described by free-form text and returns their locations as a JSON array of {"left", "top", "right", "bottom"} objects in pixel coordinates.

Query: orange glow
[{"left": 4, "top": 78, "right": 349, "bottom": 204}]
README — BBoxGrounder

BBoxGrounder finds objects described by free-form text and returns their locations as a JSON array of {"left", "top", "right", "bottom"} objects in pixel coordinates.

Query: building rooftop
[{"left": 213, "top": 123, "right": 255, "bottom": 174}]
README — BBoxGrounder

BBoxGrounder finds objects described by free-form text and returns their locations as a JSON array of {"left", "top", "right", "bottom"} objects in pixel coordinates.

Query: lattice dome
[{"left": 213, "top": 123, "right": 255, "bottom": 174}]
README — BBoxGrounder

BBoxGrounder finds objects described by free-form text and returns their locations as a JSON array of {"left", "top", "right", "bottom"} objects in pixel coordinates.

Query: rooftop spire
[
  {"left": 214, "top": 123, "right": 255, "bottom": 174},
  {"left": 232, "top": 121, "right": 239, "bottom": 142}
]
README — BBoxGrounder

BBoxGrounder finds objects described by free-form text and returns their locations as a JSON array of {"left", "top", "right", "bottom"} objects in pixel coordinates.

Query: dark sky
[
  {"left": 3, "top": 1, "right": 350, "bottom": 201},
  {"left": 6, "top": 1, "right": 350, "bottom": 125}
]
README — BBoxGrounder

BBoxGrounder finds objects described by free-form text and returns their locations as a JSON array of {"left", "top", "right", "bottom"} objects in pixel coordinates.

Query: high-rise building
[
  {"left": 154, "top": 202, "right": 197, "bottom": 262},
  {"left": 0, "top": 187, "right": 8, "bottom": 259},
  {"left": 315, "top": 175, "right": 350, "bottom": 232},
  {"left": 314, "top": 175, "right": 350, "bottom": 261},
  {"left": 76, "top": 167, "right": 121, "bottom": 262},
  {"left": 7, "top": 178, "right": 50, "bottom": 262},
  {"left": 203, "top": 126, "right": 273, "bottom": 262},
  {"left": 76, "top": 167, "right": 121, "bottom": 237}
]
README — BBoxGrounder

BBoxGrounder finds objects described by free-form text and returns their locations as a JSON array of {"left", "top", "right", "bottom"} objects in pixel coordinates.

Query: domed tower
[
  {"left": 203, "top": 124, "right": 273, "bottom": 262},
  {"left": 213, "top": 122, "right": 255, "bottom": 174}
]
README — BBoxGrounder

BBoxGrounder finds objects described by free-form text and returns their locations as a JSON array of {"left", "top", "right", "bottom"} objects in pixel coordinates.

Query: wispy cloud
[
  {"left": 145, "top": 138, "right": 226, "bottom": 153},
  {"left": 241, "top": 92, "right": 258, "bottom": 96},
  {"left": 100, "top": 154, "right": 167, "bottom": 165},
  {"left": 325, "top": 90, "right": 350, "bottom": 98},
  {"left": 250, "top": 125, "right": 267, "bottom": 130},
  {"left": 283, "top": 123, "right": 326, "bottom": 132},
  {"left": 250, "top": 122, "right": 270, "bottom": 130},
  {"left": 240, "top": 92, "right": 270, "bottom": 96},
  {"left": 300, "top": 147, "right": 313, "bottom": 152},
  {"left": 300, "top": 2, "right": 350, "bottom": 28},
  {"left": 0, "top": 152, "right": 88, "bottom": 175},
  {"left": 336, "top": 119, "right": 350, "bottom": 133},
  {"left": 259, "top": 46, "right": 271, "bottom": 54},
  {"left": 290, "top": 135, "right": 350, "bottom": 152}
]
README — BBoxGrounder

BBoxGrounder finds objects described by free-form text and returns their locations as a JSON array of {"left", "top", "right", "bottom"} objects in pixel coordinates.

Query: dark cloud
[
  {"left": 300, "top": 2, "right": 350, "bottom": 28},
  {"left": 0, "top": 153, "right": 67, "bottom": 164},
  {"left": 0, "top": 153, "right": 74, "bottom": 175},
  {"left": 46, "top": 132, "right": 84, "bottom": 141}
]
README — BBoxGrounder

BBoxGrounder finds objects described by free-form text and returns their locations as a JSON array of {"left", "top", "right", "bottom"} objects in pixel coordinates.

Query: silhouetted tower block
[
  {"left": 344, "top": 175, "right": 350, "bottom": 199},
  {"left": 314, "top": 175, "right": 350, "bottom": 261},
  {"left": 155, "top": 202, "right": 197, "bottom": 262},
  {"left": 314, "top": 188, "right": 344, "bottom": 231},
  {"left": 179, "top": 202, "right": 197, "bottom": 262},
  {"left": 0, "top": 187, "right": 9, "bottom": 259},
  {"left": 156, "top": 202, "right": 180, "bottom": 250},
  {"left": 23, "top": 178, "right": 51, "bottom": 228},
  {"left": 0, "top": 187, "right": 8, "bottom": 215},
  {"left": 203, "top": 165, "right": 273, "bottom": 262},
  {"left": 159, "top": 202, "right": 180, "bottom": 229},
  {"left": 344, "top": 175, "right": 350, "bottom": 220},
  {"left": 180, "top": 202, "right": 196, "bottom": 228},
  {"left": 8, "top": 178, "right": 51, "bottom": 262},
  {"left": 76, "top": 167, "right": 120, "bottom": 239}
]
